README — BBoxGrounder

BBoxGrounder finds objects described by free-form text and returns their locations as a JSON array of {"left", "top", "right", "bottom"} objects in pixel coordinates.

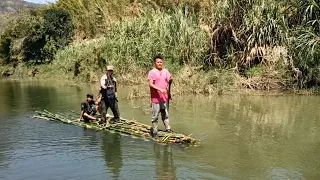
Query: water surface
[{"left": 0, "top": 79, "right": 319, "bottom": 180}]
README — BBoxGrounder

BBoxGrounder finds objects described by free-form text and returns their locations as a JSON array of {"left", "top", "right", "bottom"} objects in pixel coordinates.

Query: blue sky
[{"left": 24, "top": 0, "right": 57, "bottom": 4}]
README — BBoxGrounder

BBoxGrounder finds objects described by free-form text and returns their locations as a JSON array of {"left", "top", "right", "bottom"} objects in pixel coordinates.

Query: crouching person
[{"left": 77, "top": 93, "right": 99, "bottom": 123}]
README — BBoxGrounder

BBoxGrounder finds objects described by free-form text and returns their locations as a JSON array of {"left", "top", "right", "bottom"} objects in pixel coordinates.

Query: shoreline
[{"left": 1, "top": 75, "right": 319, "bottom": 97}]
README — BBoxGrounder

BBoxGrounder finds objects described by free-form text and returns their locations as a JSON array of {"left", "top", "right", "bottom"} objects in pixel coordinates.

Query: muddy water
[{"left": 0, "top": 79, "right": 319, "bottom": 180}]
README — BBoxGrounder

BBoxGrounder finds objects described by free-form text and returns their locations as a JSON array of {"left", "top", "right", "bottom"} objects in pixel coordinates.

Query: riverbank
[
  {"left": 1, "top": 64, "right": 319, "bottom": 97},
  {"left": 1, "top": 2, "right": 319, "bottom": 93}
]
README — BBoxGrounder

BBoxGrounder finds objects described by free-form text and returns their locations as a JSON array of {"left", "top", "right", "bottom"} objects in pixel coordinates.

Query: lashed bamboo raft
[{"left": 32, "top": 110, "right": 198, "bottom": 146}]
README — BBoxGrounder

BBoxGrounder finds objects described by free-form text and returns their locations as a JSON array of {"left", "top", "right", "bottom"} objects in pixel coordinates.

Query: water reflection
[
  {"left": 101, "top": 133, "right": 123, "bottom": 179},
  {"left": 267, "top": 168, "right": 304, "bottom": 180},
  {"left": 0, "top": 79, "right": 320, "bottom": 180},
  {"left": 153, "top": 144, "right": 176, "bottom": 180}
]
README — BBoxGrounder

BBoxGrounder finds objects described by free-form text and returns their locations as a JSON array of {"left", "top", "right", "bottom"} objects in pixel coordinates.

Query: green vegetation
[
  {"left": 0, "top": 0, "right": 319, "bottom": 94},
  {"left": 42, "top": 9, "right": 207, "bottom": 82},
  {"left": 0, "top": 0, "right": 41, "bottom": 14},
  {"left": 0, "top": 7, "right": 73, "bottom": 65},
  {"left": 0, "top": 0, "right": 42, "bottom": 33}
]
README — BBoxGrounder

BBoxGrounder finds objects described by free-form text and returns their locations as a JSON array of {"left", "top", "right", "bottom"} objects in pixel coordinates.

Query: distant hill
[
  {"left": 0, "top": 1, "right": 43, "bottom": 34},
  {"left": 0, "top": 0, "right": 42, "bottom": 14}
]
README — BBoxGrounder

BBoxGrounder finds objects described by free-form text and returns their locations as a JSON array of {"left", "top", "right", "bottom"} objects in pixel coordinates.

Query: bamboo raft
[{"left": 32, "top": 110, "right": 199, "bottom": 146}]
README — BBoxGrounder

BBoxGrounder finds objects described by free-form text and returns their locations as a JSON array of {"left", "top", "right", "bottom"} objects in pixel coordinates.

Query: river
[{"left": 0, "top": 79, "right": 319, "bottom": 180}]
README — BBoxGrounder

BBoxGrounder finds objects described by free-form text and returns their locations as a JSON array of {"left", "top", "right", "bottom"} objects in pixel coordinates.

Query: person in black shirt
[{"left": 78, "top": 93, "right": 99, "bottom": 123}]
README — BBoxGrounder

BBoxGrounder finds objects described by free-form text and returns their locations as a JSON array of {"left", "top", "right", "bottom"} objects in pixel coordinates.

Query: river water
[{"left": 0, "top": 79, "right": 319, "bottom": 180}]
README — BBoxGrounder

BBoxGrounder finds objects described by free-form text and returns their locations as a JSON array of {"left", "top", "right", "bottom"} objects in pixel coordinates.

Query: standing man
[
  {"left": 99, "top": 66, "right": 120, "bottom": 126},
  {"left": 148, "top": 55, "right": 173, "bottom": 138}
]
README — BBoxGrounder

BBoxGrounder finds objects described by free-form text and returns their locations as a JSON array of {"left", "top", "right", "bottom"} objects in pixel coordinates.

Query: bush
[
  {"left": 0, "top": 36, "right": 11, "bottom": 64},
  {"left": 0, "top": 7, "right": 73, "bottom": 64},
  {"left": 0, "top": 11, "right": 41, "bottom": 63},
  {"left": 41, "top": 7, "right": 74, "bottom": 60},
  {"left": 289, "top": 0, "right": 320, "bottom": 87},
  {"left": 43, "top": 9, "right": 208, "bottom": 82},
  {"left": 22, "top": 7, "right": 74, "bottom": 62},
  {"left": 245, "top": 66, "right": 263, "bottom": 78}
]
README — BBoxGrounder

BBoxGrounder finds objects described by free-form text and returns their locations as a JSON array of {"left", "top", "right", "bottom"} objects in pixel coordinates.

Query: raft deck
[{"left": 32, "top": 110, "right": 199, "bottom": 146}]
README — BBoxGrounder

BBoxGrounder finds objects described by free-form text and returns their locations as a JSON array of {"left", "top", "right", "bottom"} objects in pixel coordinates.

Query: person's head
[
  {"left": 153, "top": 55, "right": 164, "bottom": 70},
  {"left": 106, "top": 66, "right": 114, "bottom": 76},
  {"left": 86, "top": 93, "right": 94, "bottom": 102}
]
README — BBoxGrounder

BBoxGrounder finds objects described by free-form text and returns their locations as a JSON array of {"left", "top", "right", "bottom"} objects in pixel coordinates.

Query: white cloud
[{"left": 24, "top": 0, "right": 57, "bottom": 4}]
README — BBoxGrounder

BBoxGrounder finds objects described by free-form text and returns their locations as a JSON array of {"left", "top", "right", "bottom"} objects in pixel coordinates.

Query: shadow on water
[
  {"left": 153, "top": 143, "right": 176, "bottom": 180},
  {"left": 101, "top": 133, "right": 123, "bottom": 179},
  {"left": 0, "top": 80, "right": 93, "bottom": 117},
  {"left": 0, "top": 80, "right": 57, "bottom": 115}
]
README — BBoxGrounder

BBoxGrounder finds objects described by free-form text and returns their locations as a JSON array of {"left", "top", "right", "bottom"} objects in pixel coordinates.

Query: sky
[{"left": 24, "top": 0, "right": 57, "bottom": 4}]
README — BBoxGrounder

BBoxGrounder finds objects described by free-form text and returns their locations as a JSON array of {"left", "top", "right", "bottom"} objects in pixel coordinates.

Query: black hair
[
  {"left": 86, "top": 93, "right": 94, "bottom": 98},
  {"left": 153, "top": 55, "right": 164, "bottom": 62}
]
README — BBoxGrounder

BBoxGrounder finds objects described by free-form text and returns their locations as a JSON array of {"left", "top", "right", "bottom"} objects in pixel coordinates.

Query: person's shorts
[{"left": 82, "top": 117, "right": 91, "bottom": 123}]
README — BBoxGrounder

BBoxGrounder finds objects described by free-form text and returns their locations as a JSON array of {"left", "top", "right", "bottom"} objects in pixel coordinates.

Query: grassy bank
[
  {"left": 0, "top": 0, "right": 319, "bottom": 94},
  {"left": 0, "top": 9, "right": 276, "bottom": 95},
  {"left": 2, "top": 61, "right": 319, "bottom": 97}
]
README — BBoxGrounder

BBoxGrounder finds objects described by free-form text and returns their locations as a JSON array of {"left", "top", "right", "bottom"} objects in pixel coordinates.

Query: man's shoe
[
  {"left": 113, "top": 118, "right": 120, "bottom": 123},
  {"left": 153, "top": 134, "right": 159, "bottom": 140},
  {"left": 98, "top": 120, "right": 105, "bottom": 125},
  {"left": 166, "top": 129, "right": 173, "bottom": 133}
]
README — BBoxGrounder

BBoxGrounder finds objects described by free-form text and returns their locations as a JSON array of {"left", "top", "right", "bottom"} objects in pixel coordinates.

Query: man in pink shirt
[{"left": 148, "top": 55, "right": 173, "bottom": 138}]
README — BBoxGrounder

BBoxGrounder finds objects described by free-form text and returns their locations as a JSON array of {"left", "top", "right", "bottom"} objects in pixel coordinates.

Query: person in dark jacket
[{"left": 99, "top": 66, "right": 120, "bottom": 126}]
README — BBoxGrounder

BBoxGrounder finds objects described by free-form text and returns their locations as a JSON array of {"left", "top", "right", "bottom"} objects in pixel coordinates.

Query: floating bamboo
[{"left": 32, "top": 110, "right": 199, "bottom": 146}]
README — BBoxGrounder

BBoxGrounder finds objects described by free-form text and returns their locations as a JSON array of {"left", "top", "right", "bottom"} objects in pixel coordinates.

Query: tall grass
[
  {"left": 44, "top": 9, "right": 208, "bottom": 82},
  {"left": 103, "top": 9, "right": 208, "bottom": 73},
  {"left": 57, "top": 0, "right": 141, "bottom": 38},
  {"left": 290, "top": 0, "right": 320, "bottom": 87},
  {"left": 205, "top": 0, "right": 288, "bottom": 67},
  {"left": 2, "top": 0, "right": 319, "bottom": 89}
]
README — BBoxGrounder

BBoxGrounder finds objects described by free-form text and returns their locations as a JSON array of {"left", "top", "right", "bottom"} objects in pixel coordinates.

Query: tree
[
  {"left": 23, "top": 7, "right": 74, "bottom": 62},
  {"left": 41, "top": 7, "right": 74, "bottom": 60}
]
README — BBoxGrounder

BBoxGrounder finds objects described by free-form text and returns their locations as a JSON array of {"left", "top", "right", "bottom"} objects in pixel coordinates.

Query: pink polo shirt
[{"left": 148, "top": 68, "right": 171, "bottom": 103}]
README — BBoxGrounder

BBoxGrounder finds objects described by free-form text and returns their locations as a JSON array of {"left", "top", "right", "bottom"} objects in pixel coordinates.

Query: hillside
[
  {"left": 0, "top": 0, "right": 42, "bottom": 14},
  {"left": 0, "top": 0, "right": 43, "bottom": 33}
]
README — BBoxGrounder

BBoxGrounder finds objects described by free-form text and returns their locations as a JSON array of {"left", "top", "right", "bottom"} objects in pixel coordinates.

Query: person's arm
[
  {"left": 167, "top": 70, "right": 173, "bottom": 99},
  {"left": 148, "top": 70, "right": 166, "bottom": 93},
  {"left": 76, "top": 110, "right": 84, "bottom": 122},
  {"left": 168, "top": 76, "right": 173, "bottom": 91},
  {"left": 82, "top": 113, "right": 97, "bottom": 121},
  {"left": 166, "top": 69, "right": 173, "bottom": 86},
  {"left": 114, "top": 80, "right": 118, "bottom": 98},
  {"left": 169, "top": 76, "right": 173, "bottom": 85},
  {"left": 149, "top": 80, "right": 167, "bottom": 94},
  {"left": 76, "top": 102, "right": 86, "bottom": 122},
  {"left": 77, "top": 102, "right": 98, "bottom": 121},
  {"left": 96, "top": 88, "right": 101, "bottom": 102},
  {"left": 96, "top": 93, "right": 101, "bottom": 105},
  {"left": 100, "top": 75, "right": 107, "bottom": 89}
]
